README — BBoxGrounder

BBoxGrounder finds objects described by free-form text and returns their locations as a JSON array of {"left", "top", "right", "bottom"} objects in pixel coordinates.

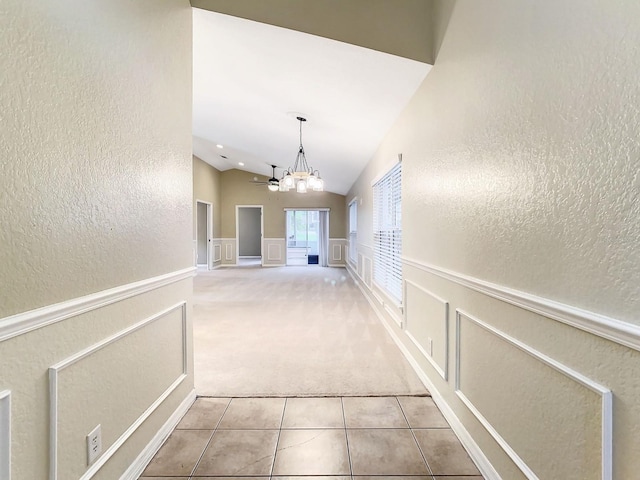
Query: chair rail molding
[
  {"left": 402, "top": 256, "right": 640, "bottom": 352},
  {"left": 0, "top": 267, "right": 196, "bottom": 343}
]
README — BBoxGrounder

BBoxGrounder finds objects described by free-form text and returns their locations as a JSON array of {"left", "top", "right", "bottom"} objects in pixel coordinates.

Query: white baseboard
[
  {"left": 119, "top": 389, "right": 196, "bottom": 480},
  {"left": 345, "top": 267, "right": 500, "bottom": 480}
]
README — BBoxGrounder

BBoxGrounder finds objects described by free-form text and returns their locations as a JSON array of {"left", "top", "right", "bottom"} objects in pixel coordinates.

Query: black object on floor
[{"left": 308, "top": 255, "right": 319, "bottom": 264}]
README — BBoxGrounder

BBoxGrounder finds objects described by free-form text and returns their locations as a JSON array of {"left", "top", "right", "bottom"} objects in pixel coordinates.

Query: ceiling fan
[{"left": 249, "top": 164, "right": 280, "bottom": 191}]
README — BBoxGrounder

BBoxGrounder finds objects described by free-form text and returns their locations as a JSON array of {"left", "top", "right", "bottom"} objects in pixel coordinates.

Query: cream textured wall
[
  {"left": 220, "top": 169, "right": 346, "bottom": 239},
  {"left": 193, "top": 155, "right": 222, "bottom": 239},
  {"left": 0, "top": 1, "right": 194, "bottom": 319},
  {"left": 0, "top": 1, "right": 194, "bottom": 479},
  {"left": 347, "top": 1, "right": 640, "bottom": 478}
]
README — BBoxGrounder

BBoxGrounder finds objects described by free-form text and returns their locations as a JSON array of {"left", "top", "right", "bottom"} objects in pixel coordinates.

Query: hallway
[{"left": 139, "top": 267, "right": 484, "bottom": 478}]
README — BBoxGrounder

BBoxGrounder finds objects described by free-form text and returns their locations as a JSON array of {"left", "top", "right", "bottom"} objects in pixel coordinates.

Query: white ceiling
[{"left": 192, "top": 8, "right": 431, "bottom": 195}]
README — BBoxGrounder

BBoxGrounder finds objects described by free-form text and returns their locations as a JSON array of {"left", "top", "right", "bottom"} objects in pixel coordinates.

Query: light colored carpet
[{"left": 193, "top": 266, "right": 428, "bottom": 397}]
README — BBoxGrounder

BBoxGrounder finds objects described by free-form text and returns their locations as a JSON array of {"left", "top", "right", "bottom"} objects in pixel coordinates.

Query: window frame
[{"left": 348, "top": 198, "right": 358, "bottom": 265}]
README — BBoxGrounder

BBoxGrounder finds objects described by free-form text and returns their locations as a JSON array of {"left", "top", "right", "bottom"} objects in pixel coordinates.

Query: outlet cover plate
[{"left": 87, "top": 424, "right": 102, "bottom": 465}]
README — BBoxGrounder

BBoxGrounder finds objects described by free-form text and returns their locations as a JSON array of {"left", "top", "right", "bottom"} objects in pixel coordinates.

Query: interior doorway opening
[
  {"left": 286, "top": 209, "right": 329, "bottom": 266},
  {"left": 236, "top": 205, "right": 263, "bottom": 266},
  {"left": 196, "top": 200, "right": 212, "bottom": 268}
]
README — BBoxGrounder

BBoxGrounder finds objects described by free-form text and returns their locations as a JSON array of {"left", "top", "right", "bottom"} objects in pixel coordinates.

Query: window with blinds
[
  {"left": 348, "top": 199, "right": 357, "bottom": 264},
  {"left": 373, "top": 162, "right": 402, "bottom": 304}
]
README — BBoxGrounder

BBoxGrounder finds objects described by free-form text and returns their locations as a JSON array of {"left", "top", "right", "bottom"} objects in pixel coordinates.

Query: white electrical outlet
[
  {"left": 427, "top": 337, "right": 433, "bottom": 356},
  {"left": 87, "top": 424, "right": 102, "bottom": 465}
]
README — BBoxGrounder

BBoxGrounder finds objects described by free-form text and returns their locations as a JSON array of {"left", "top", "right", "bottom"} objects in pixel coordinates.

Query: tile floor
[{"left": 140, "top": 396, "right": 484, "bottom": 479}]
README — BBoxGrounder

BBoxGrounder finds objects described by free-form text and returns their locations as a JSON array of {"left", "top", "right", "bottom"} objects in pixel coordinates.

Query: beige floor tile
[
  {"left": 432, "top": 477, "right": 484, "bottom": 479},
  {"left": 218, "top": 397, "right": 285, "bottom": 429},
  {"left": 398, "top": 396, "right": 449, "bottom": 428},
  {"left": 281, "top": 397, "right": 344, "bottom": 428},
  {"left": 414, "top": 429, "right": 481, "bottom": 476},
  {"left": 176, "top": 397, "right": 230, "bottom": 429},
  {"left": 274, "top": 477, "right": 350, "bottom": 480},
  {"left": 141, "top": 430, "right": 211, "bottom": 477},
  {"left": 353, "top": 477, "right": 432, "bottom": 480},
  {"left": 347, "top": 428, "right": 429, "bottom": 475},
  {"left": 272, "top": 429, "right": 350, "bottom": 475},
  {"left": 194, "top": 429, "right": 278, "bottom": 476},
  {"left": 139, "top": 477, "right": 189, "bottom": 479},
  {"left": 343, "top": 396, "right": 408, "bottom": 428}
]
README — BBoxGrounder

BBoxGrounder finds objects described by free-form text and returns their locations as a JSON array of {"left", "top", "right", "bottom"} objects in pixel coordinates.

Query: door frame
[
  {"left": 284, "top": 208, "right": 329, "bottom": 266},
  {"left": 195, "top": 199, "right": 213, "bottom": 269},
  {"left": 235, "top": 205, "right": 264, "bottom": 265}
]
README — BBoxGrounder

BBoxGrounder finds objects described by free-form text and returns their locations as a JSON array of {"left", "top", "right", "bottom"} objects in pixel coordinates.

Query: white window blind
[
  {"left": 348, "top": 200, "right": 357, "bottom": 264},
  {"left": 373, "top": 162, "right": 402, "bottom": 304}
]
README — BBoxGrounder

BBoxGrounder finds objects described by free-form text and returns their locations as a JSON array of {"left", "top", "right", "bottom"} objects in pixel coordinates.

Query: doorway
[
  {"left": 236, "top": 205, "right": 263, "bottom": 266},
  {"left": 286, "top": 209, "right": 329, "bottom": 266},
  {"left": 196, "top": 200, "right": 213, "bottom": 268}
]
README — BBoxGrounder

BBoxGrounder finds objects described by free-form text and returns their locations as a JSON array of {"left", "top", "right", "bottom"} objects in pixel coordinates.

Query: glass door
[{"left": 286, "top": 210, "right": 319, "bottom": 265}]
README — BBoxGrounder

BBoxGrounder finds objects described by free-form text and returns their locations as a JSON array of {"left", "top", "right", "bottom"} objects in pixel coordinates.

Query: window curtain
[{"left": 318, "top": 210, "right": 329, "bottom": 267}]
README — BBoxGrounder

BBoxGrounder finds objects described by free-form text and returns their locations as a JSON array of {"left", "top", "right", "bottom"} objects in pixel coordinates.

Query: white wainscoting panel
[
  {"left": 455, "top": 310, "right": 612, "bottom": 480},
  {"left": 357, "top": 253, "right": 364, "bottom": 279},
  {"left": 261, "top": 238, "right": 285, "bottom": 266},
  {"left": 328, "top": 238, "right": 346, "bottom": 266},
  {"left": 364, "top": 256, "right": 373, "bottom": 289},
  {"left": 0, "top": 390, "right": 9, "bottom": 480},
  {"left": 268, "top": 243, "right": 281, "bottom": 261},
  {"left": 49, "top": 303, "right": 188, "bottom": 480},
  {"left": 225, "top": 244, "right": 232, "bottom": 261},
  {"left": 213, "top": 243, "right": 221, "bottom": 263},
  {"left": 404, "top": 280, "right": 449, "bottom": 380}
]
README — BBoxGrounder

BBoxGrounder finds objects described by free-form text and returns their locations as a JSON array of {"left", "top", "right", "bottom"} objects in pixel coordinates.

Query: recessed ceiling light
[
  {"left": 238, "top": 162, "right": 245, "bottom": 166},
  {"left": 216, "top": 144, "right": 223, "bottom": 149}
]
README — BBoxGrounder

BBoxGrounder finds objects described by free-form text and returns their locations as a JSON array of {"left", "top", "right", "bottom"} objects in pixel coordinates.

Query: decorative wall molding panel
[
  {"left": 328, "top": 238, "right": 347, "bottom": 266},
  {"left": 263, "top": 238, "right": 285, "bottom": 265},
  {"left": 225, "top": 244, "right": 233, "bottom": 261},
  {"left": 357, "top": 253, "right": 364, "bottom": 279},
  {"left": 343, "top": 268, "right": 499, "bottom": 480},
  {"left": 0, "top": 390, "right": 9, "bottom": 480},
  {"left": 212, "top": 243, "right": 222, "bottom": 263},
  {"left": 364, "top": 256, "right": 373, "bottom": 289},
  {"left": 403, "top": 256, "right": 640, "bottom": 352},
  {"left": 455, "top": 310, "right": 612, "bottom": 480},
  {"left": 268, "top": 244, "right": 282, "bottom": 261},
  {"left": 0, "top": 267, "right": 195, "bottom": 343},
  {"left": 403, "top": 280, "right": 449, "bottom": 380},
  {"left": 120, "top": 389, "right": 195, "bottom": 480},
  {"left": 48, "top": 303, "right": 188, "bottom": 480}
]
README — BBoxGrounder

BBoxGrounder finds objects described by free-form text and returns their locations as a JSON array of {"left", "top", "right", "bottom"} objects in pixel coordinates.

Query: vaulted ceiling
[{"left": 191, "top": 1, "right": 435, "bottom": 194}]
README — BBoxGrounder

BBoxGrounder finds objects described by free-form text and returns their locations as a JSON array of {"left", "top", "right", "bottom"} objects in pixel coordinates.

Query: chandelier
[{"left": 279, "top": 116, "right": 324, "bottom": 193}]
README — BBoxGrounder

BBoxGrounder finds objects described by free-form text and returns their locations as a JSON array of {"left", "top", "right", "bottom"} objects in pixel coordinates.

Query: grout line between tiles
[
  {"left": 341, "top": 397, "right": 354, "bottom": 478},
  {"left": 189, "top": 397, "right": 232, "bottom": 478},
  {"left": 396, "top": 396, "right": 435, "bottom": 478},
  {"left": 269, "top": 397, "right": 288, "bottom": 477}
]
